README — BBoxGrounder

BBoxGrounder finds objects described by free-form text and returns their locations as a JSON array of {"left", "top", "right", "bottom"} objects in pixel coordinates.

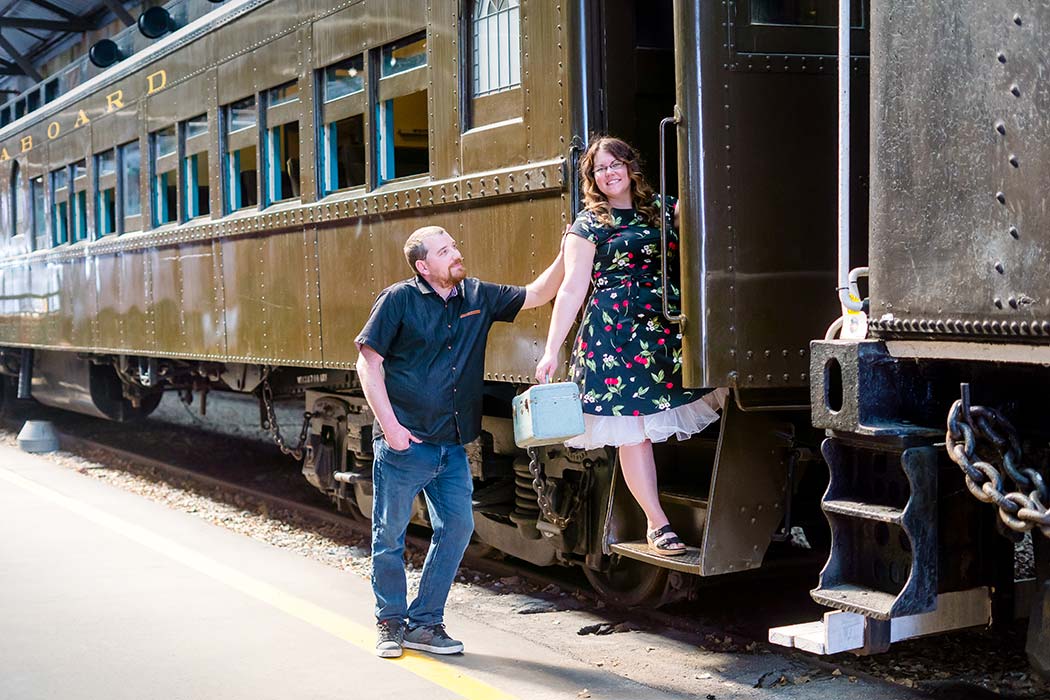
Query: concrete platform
[
  {"left": 0, "top": 443, "right": 923, "bottom": 699},
  {"left": 0, "top": 443, "right": 670, "bottom": 700}
]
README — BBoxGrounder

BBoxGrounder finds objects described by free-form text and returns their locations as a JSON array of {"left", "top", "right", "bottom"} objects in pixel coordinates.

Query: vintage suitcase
[{"left": 512, "top": 382, "right": 585, "bottom": 448}]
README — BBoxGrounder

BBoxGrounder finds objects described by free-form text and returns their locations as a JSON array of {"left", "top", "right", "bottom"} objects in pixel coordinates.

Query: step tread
[
  {"left": 811, "top": 583, "right": 898, "bottom": 619},
  {"left": 610, "top": 540, "right": 703, "bottom": 575},
  {"left": 823, "top": 499, "right": 904, "bottom": 523}
]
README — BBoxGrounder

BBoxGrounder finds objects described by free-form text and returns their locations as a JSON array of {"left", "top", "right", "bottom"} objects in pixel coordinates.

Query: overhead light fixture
[
  {"left": 88, "top": 39, "right": 123, "bottom": 68},
  {"left": 137, "top": 7, "right": 177, "bottom": 39}
]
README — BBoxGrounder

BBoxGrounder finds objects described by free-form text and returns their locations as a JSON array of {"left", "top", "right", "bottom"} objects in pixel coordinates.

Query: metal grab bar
[{"left": 659, "top": 110, "right": 685, "bottom": 324}]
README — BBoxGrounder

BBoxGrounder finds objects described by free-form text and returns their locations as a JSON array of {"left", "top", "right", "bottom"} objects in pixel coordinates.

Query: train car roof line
[{"left": 0, "top": 0, "right": 268, "bottom": 142}]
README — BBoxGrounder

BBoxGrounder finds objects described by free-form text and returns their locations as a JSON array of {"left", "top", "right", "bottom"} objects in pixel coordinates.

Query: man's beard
[{"left": 438, "top": 262, "right": 467, "bottom": 287}]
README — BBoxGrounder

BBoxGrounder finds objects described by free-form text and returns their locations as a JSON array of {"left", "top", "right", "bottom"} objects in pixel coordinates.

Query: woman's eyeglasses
[{"left": 592, "top": 160, "right": 627, "bottom": 177}]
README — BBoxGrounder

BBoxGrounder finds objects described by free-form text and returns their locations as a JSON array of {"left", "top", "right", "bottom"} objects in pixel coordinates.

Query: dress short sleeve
[
  {"left": 568, "top": 211, "right": 602, "bottom": 245},
  {"left": 354, "top": 287, "right": 403, "bottom": 357}
]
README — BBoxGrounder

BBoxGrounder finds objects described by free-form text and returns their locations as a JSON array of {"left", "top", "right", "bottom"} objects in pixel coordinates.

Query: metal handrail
[{"left": 659, "top": 109, "right": 685, "bottom": 324}]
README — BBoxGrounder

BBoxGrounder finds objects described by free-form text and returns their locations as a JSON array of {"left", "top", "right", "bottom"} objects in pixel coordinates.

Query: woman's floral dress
[{"left": 567, "top": 195, "right": 711, "bottom": 418}]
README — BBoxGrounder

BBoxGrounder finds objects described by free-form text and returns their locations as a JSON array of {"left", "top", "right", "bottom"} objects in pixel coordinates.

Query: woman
[{"left": 535, "top": 136, "right": 723, "bottom": 556}]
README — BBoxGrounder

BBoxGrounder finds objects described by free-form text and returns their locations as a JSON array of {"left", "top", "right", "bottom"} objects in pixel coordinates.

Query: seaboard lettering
[{"left": 3, "top": 68, "right": 172, "bottom": 153}]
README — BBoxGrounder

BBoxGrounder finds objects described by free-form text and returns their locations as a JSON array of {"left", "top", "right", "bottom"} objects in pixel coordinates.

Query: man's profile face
[{"left": 417, "top": 231, "right": 466, "bottom": 287}]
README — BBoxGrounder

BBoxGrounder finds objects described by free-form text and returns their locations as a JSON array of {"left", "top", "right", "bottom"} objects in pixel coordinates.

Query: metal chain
[
  {"left": 945, "top": 384, "right": 1050, "bottom": 537},
  {"left": 259, "top": 378, "right": 312, "bottom": 461},
  {"left": 527, "top": 447, "right": 593, "bottom": 530}
]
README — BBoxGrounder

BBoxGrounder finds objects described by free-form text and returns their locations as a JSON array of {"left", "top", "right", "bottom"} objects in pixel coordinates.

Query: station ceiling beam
[
  {"left": 0, "top": 33, "right": 42, "bottom": 81},
  {"left": 26, "top": 1, "right": 82, "bottom": 23},
  {"left": 100, "top": 0, "right": 136, "bottom": 27},
  {"left": 0, "top": 17, "right": 93, "bottom": 33}
]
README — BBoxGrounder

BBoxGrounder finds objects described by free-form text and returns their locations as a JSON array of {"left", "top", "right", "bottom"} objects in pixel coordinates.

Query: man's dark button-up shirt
[{"left": 355, "top": 276, "right": 526, "bottom": 445}]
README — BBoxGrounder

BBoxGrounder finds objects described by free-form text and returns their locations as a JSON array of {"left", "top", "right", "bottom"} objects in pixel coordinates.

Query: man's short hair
[{"left": 404, "top": 226, "right": 446, "bottom": 274}]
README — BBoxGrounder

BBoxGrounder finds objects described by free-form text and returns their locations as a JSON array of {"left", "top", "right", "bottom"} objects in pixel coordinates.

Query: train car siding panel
[
  {"left": 316, "top": 217, "right": 378, "bottom": 367},
  {"left": 94, "top": 254, "right": 122, "bottom": 351},
  {"left": 169, "top": 242, "right": 226, "bottom": 357},
  {"left": 70, "top": 254, "right": 96, "bottom": 349},
  {"left": 220, "top": 229, "right": 321, "bottom": 364},
  {"left": 122, "top": 250, "right": 152, "bottom": 353},
  {"left": 149, "top": 246, "right": 183, "bottom": 354}
]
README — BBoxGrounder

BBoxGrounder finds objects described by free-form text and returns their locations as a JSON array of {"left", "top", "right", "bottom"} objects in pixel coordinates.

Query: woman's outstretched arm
[{"left": 534, "top": 234, "right": 596, "bottom": 382}]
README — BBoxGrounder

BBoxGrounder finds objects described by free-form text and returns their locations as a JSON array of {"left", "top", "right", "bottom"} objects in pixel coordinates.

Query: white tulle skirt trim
[{"left": 565, "top": 388, "right": 729, "bottom": 449}]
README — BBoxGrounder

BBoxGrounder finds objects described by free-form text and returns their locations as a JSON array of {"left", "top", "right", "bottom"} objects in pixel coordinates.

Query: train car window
[
  {"left": 750, "top": 0, "right": 863, "bottom": 27},
  {"left": 228, "top": 96, "right": 257, "bottom": 133},
  {"left": 381, "top": 32, "right": 427, "bottom": 78},
  {"left": 30, "top": 175, "right": 46, "bottom": 250},
  {"left": 320, "top": 114, "right": 365, "bottom": 195},
  {"left": 186, "top": 114, "right": 209, "bottom": 140},
  {"left": 376, "top": 34, "right": 429, "bottom": 185},
  {"left": 472, "top": 0, "right": 521, "bottom": 97},
  {"left": 119, "top": 140, "right": 141, "bottom": 233},
  {"left": 264, "top": 86, "right": 301, "bottom": 204},
  {"left": 265, "top": 121, "right": 300, "bottom": 204},
  {"left": 323, "top": 55, "right": 364, "bottom": 102},
  {"left": 224, "top": 97, "right": 259, "bottom": 212},
  {"left": 51, "top": 167, "right": 69, "bottom": 246},
  {"left": 183, "top": 114, "right": 210, "bottom": 219},
  {"left": 10, "top": 160, "right": 21, "bottom": 237},
  {"left": 153, "top": 126, "right": 177, "bottom": 160},
  {"left": 320, "top": 54, "right": 366, "bottom": 196},
  {"left": 737, "top": 0, "right": 868, "bottom": 55},
  {"left": 151, "top": 127, "right": 178, "bottom": 227},
  {"left": 95, "top": 149, "right": 117, "bottom": 236},
  {"left": 71, "top": 159, "right": 87, "bottom": 242},
  {"left": 267, "top": 80, "right": 299, "bottom": 107}
]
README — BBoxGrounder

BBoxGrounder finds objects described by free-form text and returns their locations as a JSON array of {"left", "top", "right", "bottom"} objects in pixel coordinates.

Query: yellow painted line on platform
[{"left": 0, "top": 464, "right": 516, "bottom": 700}]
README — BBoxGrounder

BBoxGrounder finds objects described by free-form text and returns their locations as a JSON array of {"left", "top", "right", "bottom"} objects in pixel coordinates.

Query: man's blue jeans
[{"left": 371, "top": 437, "right": 474, "bottom": 627}]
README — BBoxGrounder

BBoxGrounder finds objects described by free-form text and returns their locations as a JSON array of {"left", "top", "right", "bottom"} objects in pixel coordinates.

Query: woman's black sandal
[{"left": 646, "top": 524, "right": 687, "bottom": 556}]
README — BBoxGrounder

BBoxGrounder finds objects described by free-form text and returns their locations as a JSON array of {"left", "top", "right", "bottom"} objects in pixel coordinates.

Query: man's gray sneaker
[
  {"left": 376, "top": 619, "right": 405, "bottom": 658},
  {"left": 403, "top": 623, "right": 464, "bottom": 655}
]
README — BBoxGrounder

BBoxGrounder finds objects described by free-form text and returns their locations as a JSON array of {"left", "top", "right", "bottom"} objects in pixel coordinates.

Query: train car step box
[{"left": 512, "top": 382, "right": 585, "bottom": 448}]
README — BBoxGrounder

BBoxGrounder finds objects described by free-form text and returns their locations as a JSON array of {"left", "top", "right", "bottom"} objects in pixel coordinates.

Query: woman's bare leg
[{"left": 618, "top": 441, "right": 671, "bottom": 531}]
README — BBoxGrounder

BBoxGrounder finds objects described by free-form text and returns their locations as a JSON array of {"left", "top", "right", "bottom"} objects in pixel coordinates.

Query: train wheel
[{"left": 583, "top": 556, "right": 669, "bottom": 607}]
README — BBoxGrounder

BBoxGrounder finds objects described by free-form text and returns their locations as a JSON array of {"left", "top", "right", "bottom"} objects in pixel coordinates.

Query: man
[{"left": 355, "top": 225, "right": 563, "bottom": 658}]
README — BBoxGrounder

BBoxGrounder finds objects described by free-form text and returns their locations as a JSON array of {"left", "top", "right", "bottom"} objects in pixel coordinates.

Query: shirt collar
[{"left": 413, "top": 275, "right": 461, "bottom": 298}]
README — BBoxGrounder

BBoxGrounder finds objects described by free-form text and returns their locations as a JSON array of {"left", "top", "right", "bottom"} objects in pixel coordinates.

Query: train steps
[
  {"left": 810, "top": 438, "right": 939, "bottom": 620},
  {"left": 607, "top": 491, "right": 708, "bottom": 573}
]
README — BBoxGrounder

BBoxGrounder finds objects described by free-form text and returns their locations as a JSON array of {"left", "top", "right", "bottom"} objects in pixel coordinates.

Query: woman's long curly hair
[{"left": 578, "top": 136, "right": 660, "bottom": 228}]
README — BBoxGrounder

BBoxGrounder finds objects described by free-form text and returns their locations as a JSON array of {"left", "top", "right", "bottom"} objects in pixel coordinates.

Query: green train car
[{"left": 0, "top": 0, "right": 861, "bottom": 607}]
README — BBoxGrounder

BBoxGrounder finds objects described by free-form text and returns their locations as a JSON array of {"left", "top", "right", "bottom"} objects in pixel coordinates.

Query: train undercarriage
[{"left": 0, "top": 347, "right": 830, "bottom": 608}]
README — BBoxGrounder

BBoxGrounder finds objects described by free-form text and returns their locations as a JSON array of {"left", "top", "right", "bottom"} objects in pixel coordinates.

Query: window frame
[
  {"left": 70, "top": 159, "right": 88, "bottom": 243},
  {"left": 222, "top": 95, "right": 261, "bottom": 214},
  {"left": 150, "top": 125, "right": 179, "bottom": 228},
  {"left": 29, "top": 173, "right": 47, "bottom": 250},
  {"left": 263, "top": 81, "right": 302, "bottom": 206},
  {"left": 118, "top": 139, "right": 142, "bottom": 234},
  {"left": 183, "top": 114, "right": 211, "bottom": 220},
  {"left": 50, "top": 165, "right": 70, "bottom": 247},
  {"left": 319, "top": 53, "right": 369, "bottom": 196},
  {"left": 94, "top": 148, "right": 118, "bottom": 237},
  {"left": 373, "top": 32, "right": 430, "bottom": 187}
]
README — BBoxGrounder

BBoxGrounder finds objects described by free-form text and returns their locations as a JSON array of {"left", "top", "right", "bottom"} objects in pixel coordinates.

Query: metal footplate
[
  {"left": 609, "top": 541, "right": 704, "bottom": 575},
  {"left": 810, "top": 438, "right": 939, "bottom": 620}
]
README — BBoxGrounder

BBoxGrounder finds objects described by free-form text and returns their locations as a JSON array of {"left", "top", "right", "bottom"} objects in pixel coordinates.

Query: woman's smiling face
[{"left": 592, "top": 148, "right": 631, "bottom": 203}]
